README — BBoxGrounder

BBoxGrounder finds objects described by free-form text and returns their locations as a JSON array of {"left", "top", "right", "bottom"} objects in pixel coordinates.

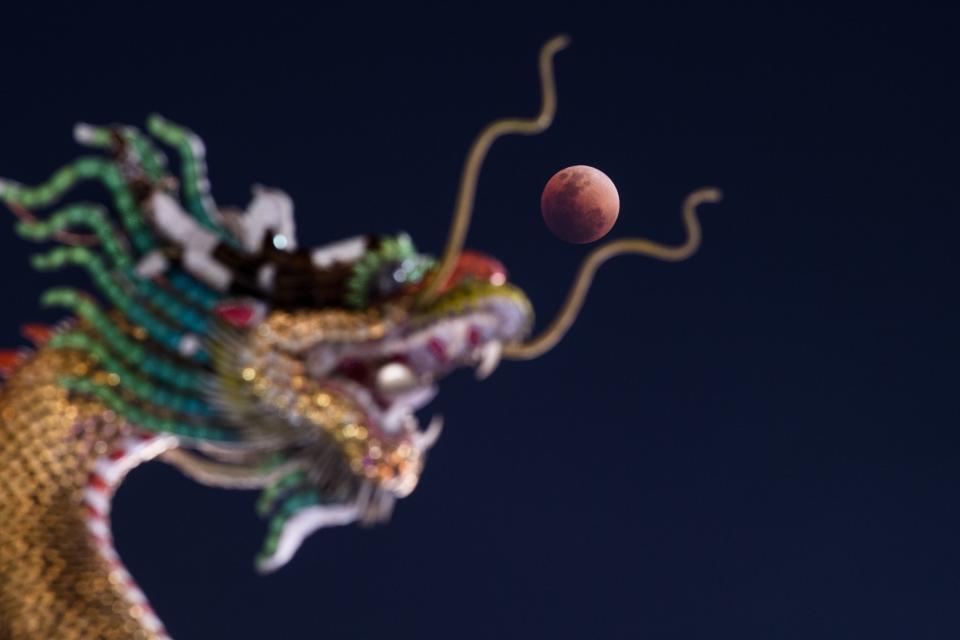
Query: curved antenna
[
  {"left": 503, "top": 187, "right": 723, "bottom": 360},
  {"left": 417, "top": 34, "right": 570, "bottom": 305}
]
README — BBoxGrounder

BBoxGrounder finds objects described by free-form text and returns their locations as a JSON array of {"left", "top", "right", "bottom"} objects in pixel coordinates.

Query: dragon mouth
[{"left": 304, "top": 294, "right": 529, "bottom": 448}]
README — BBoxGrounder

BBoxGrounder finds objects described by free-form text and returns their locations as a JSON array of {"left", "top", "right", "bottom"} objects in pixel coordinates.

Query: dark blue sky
[{"left": 1, "top": 2, "right": 958, "bottom": 638}]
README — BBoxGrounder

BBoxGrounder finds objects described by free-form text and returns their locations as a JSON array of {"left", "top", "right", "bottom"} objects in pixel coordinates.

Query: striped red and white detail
[{"left": 83, "top": 431, "right": 180, "bottom": 640}]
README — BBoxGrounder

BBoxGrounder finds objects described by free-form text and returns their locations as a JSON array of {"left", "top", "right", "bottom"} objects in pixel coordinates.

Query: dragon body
[
  {"left": 0, "top": 36, "right": 719, "bottom": 638},
  {"left": 0, "top": 345, "right": 174, "bottom": 638}
]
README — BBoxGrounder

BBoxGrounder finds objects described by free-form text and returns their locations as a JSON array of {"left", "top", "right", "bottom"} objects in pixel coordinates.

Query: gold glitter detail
[{"left": 259, "top": 308, "right": 394, "bottom": 351}]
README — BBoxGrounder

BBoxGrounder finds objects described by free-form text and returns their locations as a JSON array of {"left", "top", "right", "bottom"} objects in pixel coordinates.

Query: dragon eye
[
  {"left": 372, "top": 258, "right": 423, "bottom": 297},
  {"left": 372, "top": 260, "right": 404, "bottom": 296}
]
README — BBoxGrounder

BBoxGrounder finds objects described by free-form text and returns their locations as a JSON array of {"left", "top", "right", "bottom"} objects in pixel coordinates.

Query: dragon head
[
  {"left": 214, "top": 235, "right": 531, "bottom": 498},
  {"left": 197, "top": 224, "right": 536, "bottom": 571},
  {"left": 0, "top": 35, "right": 719, "bottom": 573}
]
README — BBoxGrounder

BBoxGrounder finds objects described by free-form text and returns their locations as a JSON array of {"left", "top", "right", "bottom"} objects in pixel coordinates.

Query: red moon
[{"left": 540, "top": 165, "right": 620, "bottom": 244}]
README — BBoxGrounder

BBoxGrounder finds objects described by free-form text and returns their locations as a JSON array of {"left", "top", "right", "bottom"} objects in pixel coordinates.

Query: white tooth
[
  {"left": 475, "top": 341, "right": 503, "bottom": 380},
  {"left": 381, "top": 405, "right": 407, "bottom": 433},
  {"left": 403, "top": 414, "right": 418, "bottom": 433},
  {"left": 414, "top": 414, "right": 444, "bottom": 451}
]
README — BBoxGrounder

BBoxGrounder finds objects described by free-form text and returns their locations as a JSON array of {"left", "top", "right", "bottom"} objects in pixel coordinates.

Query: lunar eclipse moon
[{"left": 540, "top": 165, "right": 620, "bottom": 244}]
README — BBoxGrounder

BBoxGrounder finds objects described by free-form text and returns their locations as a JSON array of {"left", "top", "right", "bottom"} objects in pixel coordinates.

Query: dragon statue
[{"left": 0, "top": 36, "right": 720, "bottom": 638}]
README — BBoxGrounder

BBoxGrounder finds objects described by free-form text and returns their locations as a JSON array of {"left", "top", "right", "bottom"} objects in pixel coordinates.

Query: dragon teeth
[
  {"left": 475, "top": 340, "right": 502, "bottom": 380},
  {"left": 413, "top": 414, "right": 444, "bottom": 451}
]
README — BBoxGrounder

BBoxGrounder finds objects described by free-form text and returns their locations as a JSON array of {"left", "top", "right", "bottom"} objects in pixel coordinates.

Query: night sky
[{"left": 1, "top": 2, "right": 958, "bottom": 638}]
